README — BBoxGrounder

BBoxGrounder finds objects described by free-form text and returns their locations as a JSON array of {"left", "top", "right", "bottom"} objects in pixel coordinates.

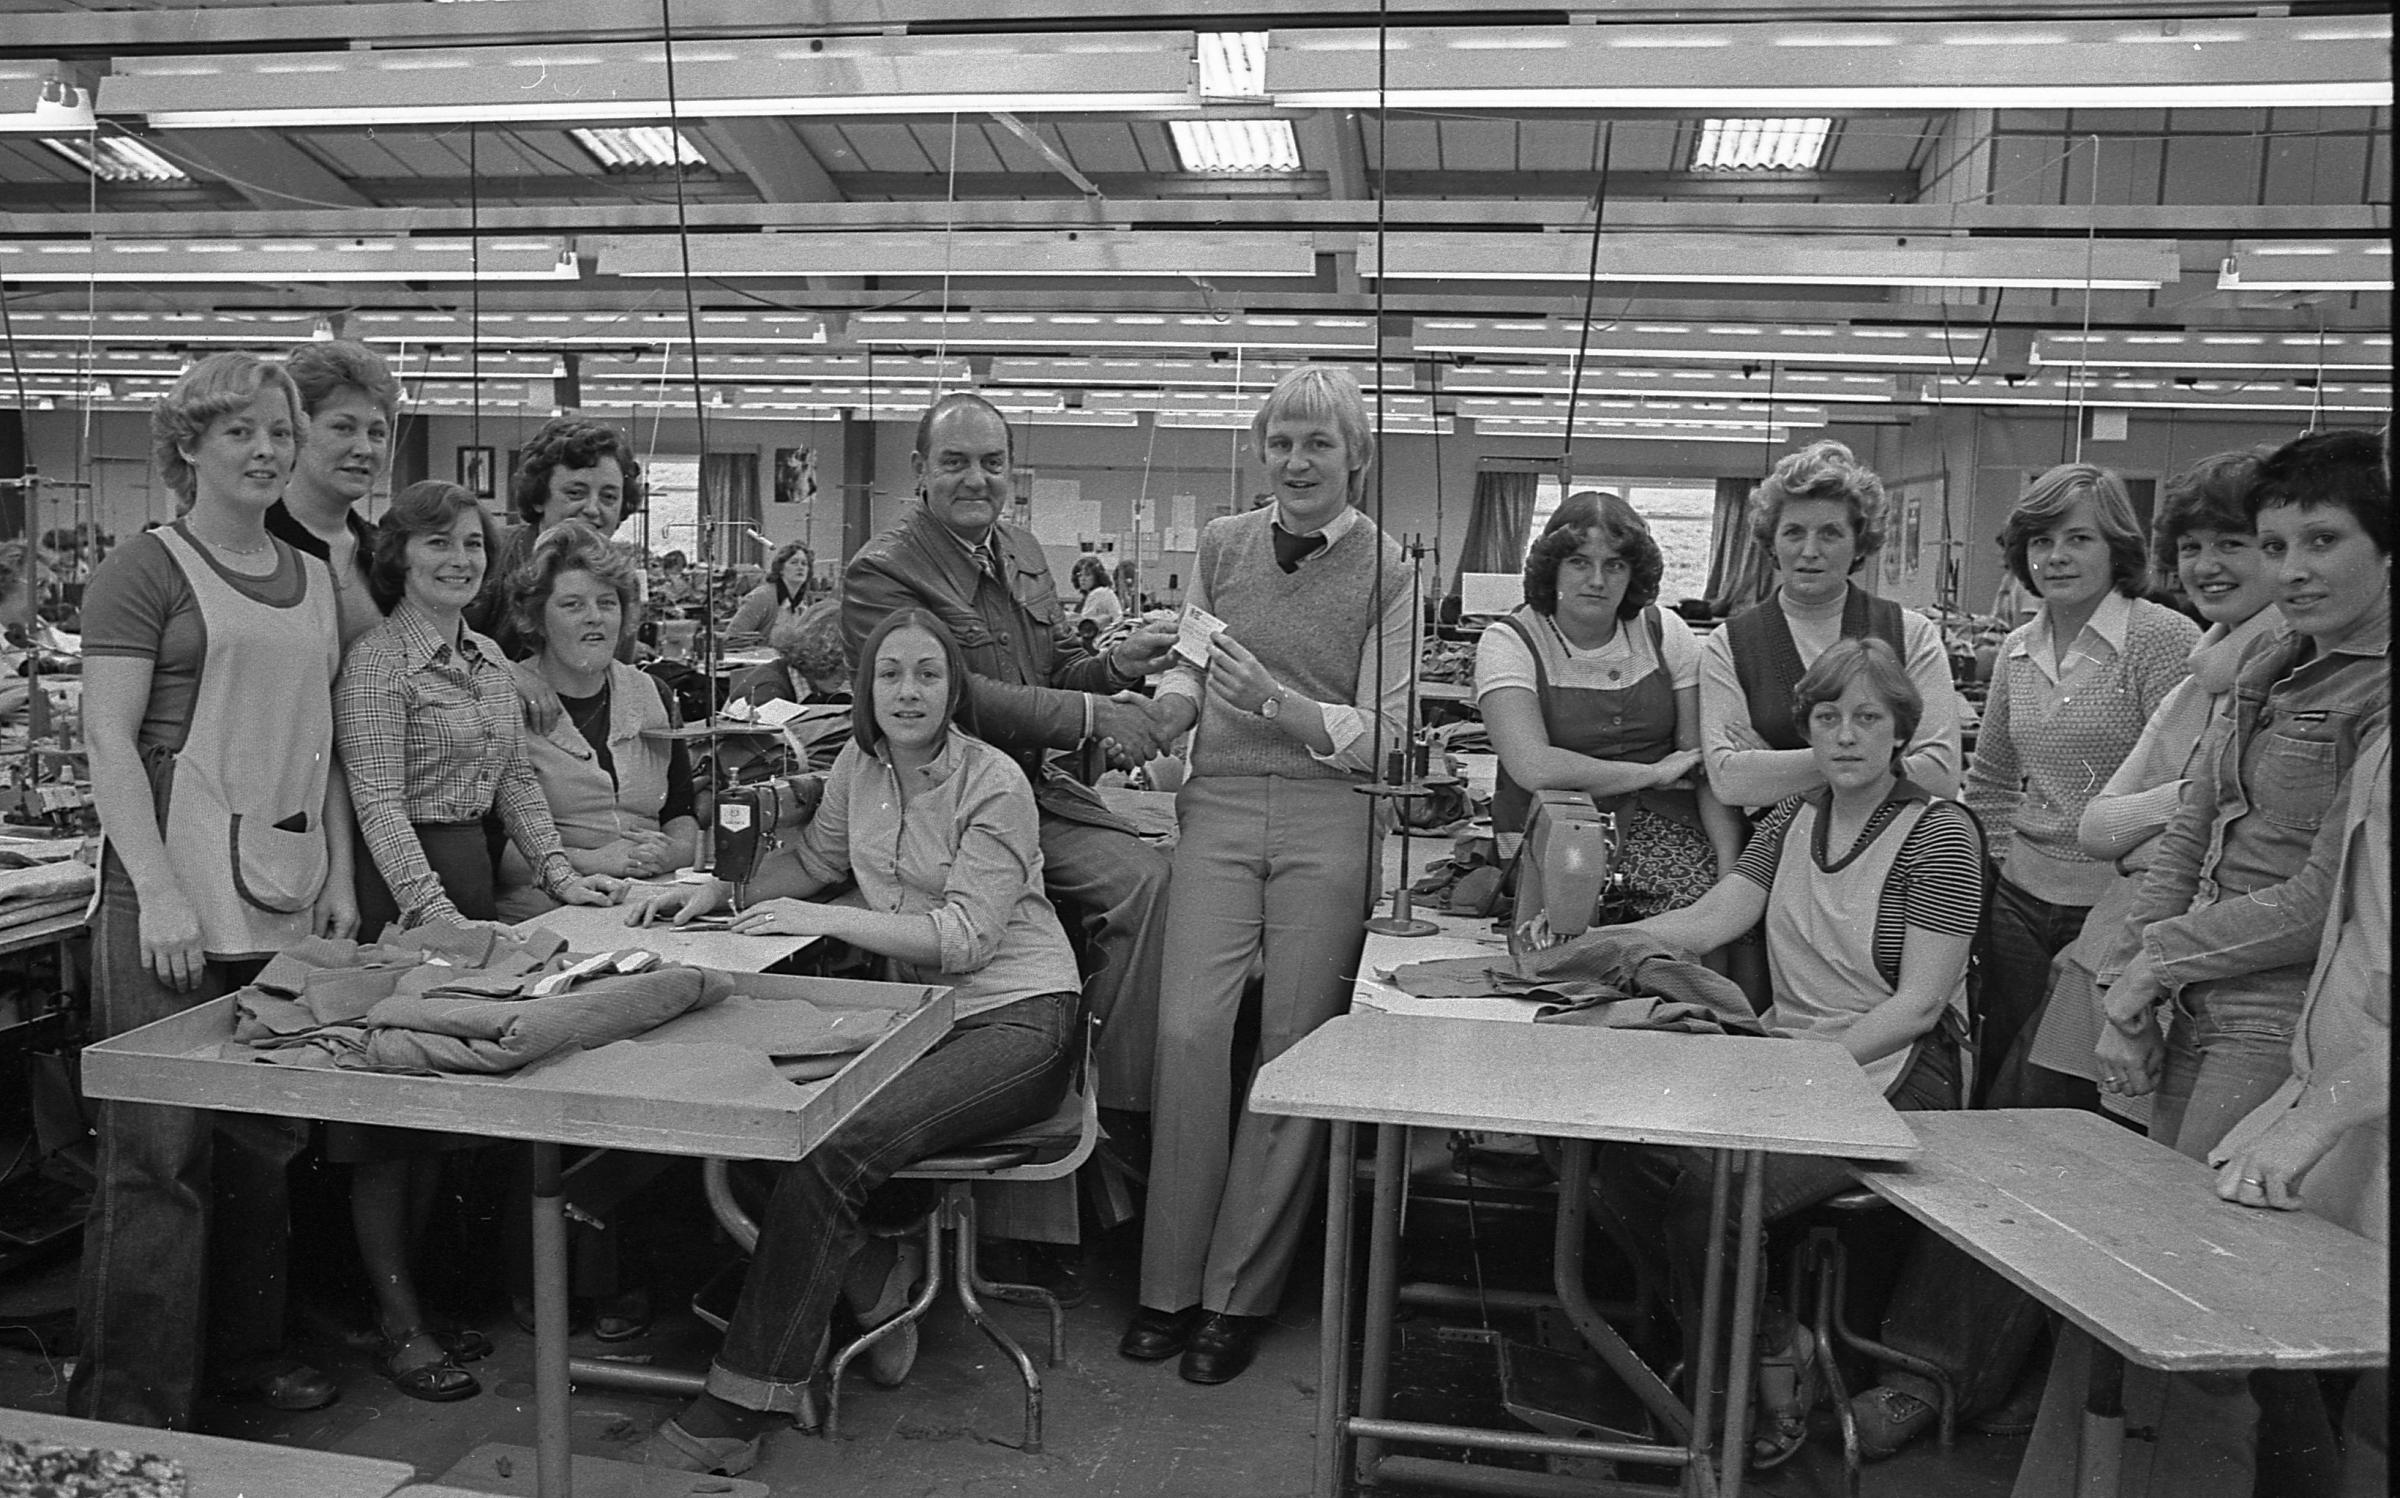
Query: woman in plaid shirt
[{"left": 332, "top": 478, "right": 620, "bottom": 1402}]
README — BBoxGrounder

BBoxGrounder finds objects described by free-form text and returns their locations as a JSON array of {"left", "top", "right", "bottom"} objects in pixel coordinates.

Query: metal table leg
[
  {"left": 1552, "top": 1139, "right": 1692, "bottom": 1442},
  {"left": 2074, "top": 1327, "right": 2126, "bottom": 1498},
  {"left": 531, "top": 1140, "right": 573, "bottom": 1498},
  {"left": 1318, "top": 1119, "right": 1357, "bottom": 1498},
  {"left": 1686, "top": 1152, "right": 1736, "bottom": 1496},
  {"left": 1717, "top": 1150, "right": 1768, "bottom": 1498},
  {"left": 1355, "top": 1124, "right": 1409, "bottom": 1484}
]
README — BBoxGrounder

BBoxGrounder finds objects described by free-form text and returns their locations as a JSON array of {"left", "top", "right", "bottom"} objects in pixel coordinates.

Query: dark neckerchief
[{"left": 1271, "top": 521, "right": 1328, "bottom": 573}]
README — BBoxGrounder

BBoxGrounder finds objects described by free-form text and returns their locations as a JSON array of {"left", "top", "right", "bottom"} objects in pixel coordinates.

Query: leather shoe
[
  {"left": 1178, "top": 1312, "right": 1269, "bottom": 1385},
  {"left": 1118, "top": 1304, "right": 1200, "bottom": 1362}
]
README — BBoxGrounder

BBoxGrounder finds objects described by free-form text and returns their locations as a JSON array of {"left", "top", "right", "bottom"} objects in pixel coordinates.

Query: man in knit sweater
[{"left": 843, "top": 394, "right": 1182, "bottom": 1122}]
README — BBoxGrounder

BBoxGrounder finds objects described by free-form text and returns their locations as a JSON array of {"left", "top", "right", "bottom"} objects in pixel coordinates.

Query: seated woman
[
  {"left": 1590, "top": 637, "right": 1983, "bottom": 1465},
  {"left": 726, "top": 540, "right": 813, "bottom": 647},
  {"left": 1071, "top": 554, "right": 1123, "bottom": 643},
  {"left": 626, "top": 608, "right": 1080, "bottom": 1477},
  {"left": 493, "top": 521, "right": 700, "bottom": 920},
  {"left": 334, "top": 480, "right": 620, "bottom": 1403},
  {"left": 1477, "top": 490, "right": 1740, "bottom": 918},
  {"left": 729, "top": 599, "right": 849, "bottom": 708}
]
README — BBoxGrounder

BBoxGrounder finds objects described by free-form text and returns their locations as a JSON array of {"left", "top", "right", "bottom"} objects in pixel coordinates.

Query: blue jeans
[
  {"left": 1977, "top": 875, "right": 2090, "bottom": 1109},
  {"left": 2150, "top": 966, "right": 2307, "bottom": 1163},
  {"left": 71, "top": 856, "right": 307, "bottom": 1429},
  {"left": 707, "top": 990, "right": 1077, "bottom": 1414}
]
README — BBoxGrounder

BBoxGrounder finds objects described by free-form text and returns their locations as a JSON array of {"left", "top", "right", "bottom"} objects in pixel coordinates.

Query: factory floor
[{"left": 0, "top": 1161, "right": 2029, "bottom": 1498}]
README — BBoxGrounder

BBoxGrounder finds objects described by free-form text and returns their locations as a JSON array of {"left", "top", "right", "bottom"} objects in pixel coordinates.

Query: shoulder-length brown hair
[{"left": 849, "top": 608, "right": 979, "bottom": 752}]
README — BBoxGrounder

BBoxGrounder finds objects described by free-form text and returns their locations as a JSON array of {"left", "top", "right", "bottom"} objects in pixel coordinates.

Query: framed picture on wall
[
  {"left": 457, "top": 446, "right": 495, "bottom": 499},
  {"left": 773, "top": 446, "right": 817, "bottom": 504}
]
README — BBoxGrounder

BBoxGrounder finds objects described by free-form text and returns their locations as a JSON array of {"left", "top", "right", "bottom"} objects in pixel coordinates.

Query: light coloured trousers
[{"left": 1140, "top": 774, "right": 1378, "bottom": 1317}]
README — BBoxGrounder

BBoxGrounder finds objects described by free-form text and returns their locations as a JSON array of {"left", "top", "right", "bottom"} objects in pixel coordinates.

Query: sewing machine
[
  {"left": 1506, "top": 789, "right": 1622, "bottom": 960},
  {"left": 710, "top": 772, "right": 825, "bottom": 888}
]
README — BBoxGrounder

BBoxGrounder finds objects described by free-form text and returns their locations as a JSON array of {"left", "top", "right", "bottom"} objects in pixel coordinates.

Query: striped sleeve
[
  {"left": 1731, "top": 796, "right": 1804, "bottom": 891},
  {"left": 1896, "top": 800, "right": 1986, "bottom": 937}
]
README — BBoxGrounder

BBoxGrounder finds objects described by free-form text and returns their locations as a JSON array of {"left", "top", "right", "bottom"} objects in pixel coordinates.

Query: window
[
  {"left": 571, "top": 127, "right": 704, "bottom": 172},
  {"left": 42, "top": 135, "right": 186, "bottom": 183},
  {"left": 1529, "top": 475, "right": 1718, "bottom": 605},
  {"left": 1689, "top": 118, "right": 1833, "bottom": 173}
]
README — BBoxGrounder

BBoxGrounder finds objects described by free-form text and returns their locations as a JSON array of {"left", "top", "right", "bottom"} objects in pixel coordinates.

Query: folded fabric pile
[
  {"left": 0, "top": 1437, "right": 187, "bottom": 1497},
  {"left": 227, "top": 923, "right": 730, "bottom": 1075},
  {"left": 1391, "top": 927, "right": 1766, "bottom": 1037},
  {"left": 0, "top": 840, "right": 96, "bottom": 936}
]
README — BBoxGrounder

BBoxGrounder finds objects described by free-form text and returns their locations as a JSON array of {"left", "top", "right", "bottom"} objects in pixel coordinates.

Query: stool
[
  {"left": 697, "top": 1043, "right": 1099, "bottom": 1455},
  {"left": 1788, "top": 1188, "right": 1956, "bottom": 1497}
]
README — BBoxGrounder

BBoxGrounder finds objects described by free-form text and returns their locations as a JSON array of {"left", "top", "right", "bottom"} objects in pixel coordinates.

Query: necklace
[
  {"left": 568, "top": 681, "right": 611, "bottom": 738},
  {"left": 194, "top": 529, "right": 272, "bottom": 557}
]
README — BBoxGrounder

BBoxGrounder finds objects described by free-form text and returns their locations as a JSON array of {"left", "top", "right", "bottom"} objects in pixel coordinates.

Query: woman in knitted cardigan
[
  {"left": 1963, "top": 463, "right": 2199, "bottom": 1108},
  {"left": 1120, "top": 366, "right": 1417, "bottom": 1386}
]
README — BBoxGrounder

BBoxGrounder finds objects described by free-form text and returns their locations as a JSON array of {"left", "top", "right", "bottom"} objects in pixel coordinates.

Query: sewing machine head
[
  {"left": 1508, "top": 789, "right": 1621, "bottom": 959},
  {"left": 712, "top": 772, "right": 825, "bottom": 889}
]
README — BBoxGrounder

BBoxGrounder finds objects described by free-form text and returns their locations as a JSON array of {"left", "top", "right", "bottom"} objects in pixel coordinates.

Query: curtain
[
  {"left": 700, "top": 451, "right": 763, "bottom": 568},
  {"left": 1701, "top": 475, "right": 1773, "bottom": 608},
  {"left": 1450, "top": 468, "right": 1537, "bottom": 598}
]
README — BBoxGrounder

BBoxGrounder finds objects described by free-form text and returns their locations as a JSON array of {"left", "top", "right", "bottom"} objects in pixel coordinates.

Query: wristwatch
[{"left": 1256, "top": 690, "right": 1282, "bottom": 721}]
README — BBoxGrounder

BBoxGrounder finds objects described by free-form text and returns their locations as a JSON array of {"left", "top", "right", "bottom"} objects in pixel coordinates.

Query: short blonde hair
[
  {"left": 151, "top": 352, "right": 303, "bottom": 508},
  {"left": 1251, "top": 366, "right": 1375, "bottom": 501},
  {"left": 1746, "top": 439, "right": 1886, "bottom": 561}
]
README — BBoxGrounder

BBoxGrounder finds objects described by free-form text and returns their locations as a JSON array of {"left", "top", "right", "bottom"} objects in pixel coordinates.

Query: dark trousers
[
  {"left": 1976, "top": 875, "right": 2090, "bottom": 1109},
  {"left": 72, "top": 856, "right": 302, "bottom": 1428},
  {"left": 706, "top": 991, "right": 1076, "bottom": 1414}
]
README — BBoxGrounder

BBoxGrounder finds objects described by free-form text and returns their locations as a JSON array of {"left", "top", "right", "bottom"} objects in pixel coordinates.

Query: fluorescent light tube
[
  {"left": 1364, "top": 233, "right": 2177, "bottom": 291},
  {"left": 597, "top": 232, "right": 1312, "bottom": 280}
]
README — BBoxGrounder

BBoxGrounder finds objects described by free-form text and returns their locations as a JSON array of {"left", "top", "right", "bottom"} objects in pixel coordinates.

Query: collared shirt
[
  {"left": 1154, "top": 502, "right": 1414, "bottom": 774},
  {"left": 785, "top": 729, "right": 1080, "bottom": 1020},
  {"left": 1964, "top": 592, "right": 2200, "bottom": 904},
  {"left": 336, "top": 600, "right": 572, "bottom": 927},
  {"left": 2135, "top": 612, "right": 2392, "bottom": 970}
]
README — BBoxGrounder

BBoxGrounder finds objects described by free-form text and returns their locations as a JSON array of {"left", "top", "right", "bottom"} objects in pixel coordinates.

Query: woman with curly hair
[
  {"left": 494, "top": 521, "right": 700, "bottom": 915},
  {"left": 1070, "top": 553, "right": 1124, "bottom": 637},
  {"left": 470, "top": 417, "right": 644, "bottom": 658},
  {"left": 1476, "top": 490, "right": 1743, "bottom": 914},
  {"left": 725, "top": 539, "right": 814, "bottom": 646},
  {"left": 74, "top": 350, "right": 350, "bottom": 1424}
]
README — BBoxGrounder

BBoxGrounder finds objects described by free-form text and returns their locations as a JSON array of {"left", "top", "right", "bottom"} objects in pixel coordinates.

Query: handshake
[{"left": 1092, "top": 693, "right": 1193, "bottom": 773}]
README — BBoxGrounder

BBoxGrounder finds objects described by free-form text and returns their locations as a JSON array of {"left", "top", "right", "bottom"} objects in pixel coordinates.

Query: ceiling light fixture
[
  {"left": 1, "top": 67, "right": 93, "bottom": 134},
  {"left": 0, "top": 237, "right": 579, "bottom": 283},
  {"left": 40, "top": 134, "right": 186, "bottom": 182},
  {"left": 2216, "top": 241, "right": 2393, "bottom": 293},
  {"left": 1267, "top": 18, "right": 2389, "bottom": 110},
  {"left": 597, "top": 232, "right": 1312, "bottom": 280},
  {"left": 104, "top": 33, "right": 1200, "bottom": 128},
  {"left": 1364, "top": 232, "right": 2176, "bottom": 290}
]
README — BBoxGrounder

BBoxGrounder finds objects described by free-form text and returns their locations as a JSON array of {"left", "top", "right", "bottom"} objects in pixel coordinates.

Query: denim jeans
[
  {"left": 1592, "top": 1035, "right": 1962, "bottom": 1393},
  {"left": 707, "top": 989, "right": 1077, "bottom": 1414},
  {"left": 2149, "top": 966, "right": 2307, "bottom": 1163},
  {"left": 71, "top": 856, "right": 306, "bottom": 1429},
  {"left": 1977, "top": 875, "right": 2090, "bottom": 1109}
]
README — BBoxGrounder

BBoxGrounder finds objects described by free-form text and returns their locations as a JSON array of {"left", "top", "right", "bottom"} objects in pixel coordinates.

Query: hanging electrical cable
[
  {"left": 469, "top": 125, "right": 482, "bottom": 458},
  {"left": 1558, "top": 121, "right": 1616, "bottom": 469},
  {"left": 2070, "top": 134, "right": 2100, "bottom": 464},
  {"left": 658, "top": 0, "right": 719, "bottom": 691}
]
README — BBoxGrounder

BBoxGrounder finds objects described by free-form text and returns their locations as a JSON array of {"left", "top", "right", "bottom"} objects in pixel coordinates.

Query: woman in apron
[
  {"left": 73, "top": 351, "right": 350, "bottom": 1427},
  {"left": 1590, "top": 638, "right": 1986, "bottom": 1467},
  {"left": 1477, "top": 490, "right": 1743, "bottom": 918}
]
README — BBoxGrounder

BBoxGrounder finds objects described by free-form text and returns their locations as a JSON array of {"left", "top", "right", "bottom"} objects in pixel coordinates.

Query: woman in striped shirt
[{"left": 1593, "top": 637, "right": 1985, "bottom": 1465}]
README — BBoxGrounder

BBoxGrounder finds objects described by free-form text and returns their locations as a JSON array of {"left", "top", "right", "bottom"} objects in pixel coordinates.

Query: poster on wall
[
  {"left": 1904, "top": 497, "right": 1924, "bottom": 577},
  {"left": 457, "top": 446, "right": 495, "bottom": 499},
  {"left": 773, "top": 446, "right": 818, "bottom": 505}
]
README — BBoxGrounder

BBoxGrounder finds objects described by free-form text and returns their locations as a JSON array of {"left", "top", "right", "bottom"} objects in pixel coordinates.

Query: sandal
[
  {"left": 375, "top": 1327, "right": 481, "bottom": 1404},
  {"left": 1748, "top": 1318, "right": 1820, "bottom": 1470},
  {"left": 429, "top": 1320, "right": 494, "bottom": 1363}
]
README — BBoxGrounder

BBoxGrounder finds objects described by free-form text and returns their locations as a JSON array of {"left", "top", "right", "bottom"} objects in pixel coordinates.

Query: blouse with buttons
[{"left": 784, "top": 727, "right": 1080, "bottom": 1021}]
